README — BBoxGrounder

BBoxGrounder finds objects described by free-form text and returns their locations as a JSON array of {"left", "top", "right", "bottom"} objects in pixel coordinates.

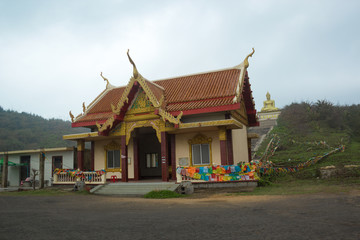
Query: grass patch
[
  {"left": 236, "top": 177, "right": 360, "bottom": 196},
  {"left": 256, "top": 126, "right": 350, "bottom": 167},
  {"left": 144, "top": 190, "right": 185, "bottom": 199}
]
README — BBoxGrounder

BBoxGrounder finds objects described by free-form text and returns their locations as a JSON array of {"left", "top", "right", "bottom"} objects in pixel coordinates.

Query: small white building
[{"left": 0, "top": 147, "right": 75, "bottom": 186}]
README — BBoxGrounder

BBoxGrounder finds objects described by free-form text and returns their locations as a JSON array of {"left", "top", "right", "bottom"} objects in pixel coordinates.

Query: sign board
[{"left": 179, "top": 157, "right": 189, "bottom": 166}]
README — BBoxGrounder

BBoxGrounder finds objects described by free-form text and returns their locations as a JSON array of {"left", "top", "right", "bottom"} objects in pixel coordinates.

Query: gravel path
[{"left": 0, "top": 191, "right": 359, "bottom": 240}]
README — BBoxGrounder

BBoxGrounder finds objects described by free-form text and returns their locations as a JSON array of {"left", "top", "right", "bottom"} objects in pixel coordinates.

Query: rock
[
  {"left": 177, "top": 181, "right": 194, "bottom": 195},
  {"left": 344, "top": 165, "right": 360, "bottom": 168},
  {"left": 319, "top": 166, "right": 337, "bottom": 179},
  {"left": 74, "top": 181, "right": 86, "bottom": 191}
]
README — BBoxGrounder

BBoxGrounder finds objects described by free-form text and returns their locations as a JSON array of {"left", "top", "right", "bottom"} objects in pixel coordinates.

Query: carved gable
[{"left": 128, "top": 88, "right": 154, "bottom": 114}]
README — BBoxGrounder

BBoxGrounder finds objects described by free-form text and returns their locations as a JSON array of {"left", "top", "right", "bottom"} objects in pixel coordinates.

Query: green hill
[
  {"left": 0, "top": 106, "right": 89, "bottom": 151},
  {"left": 256, "top": 100, "right": 360, "bottom": 179}
]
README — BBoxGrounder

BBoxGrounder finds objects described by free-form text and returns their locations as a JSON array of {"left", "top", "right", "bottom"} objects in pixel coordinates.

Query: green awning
[{"left": 0, "top": 158, "right": 28, "bottom": 166}]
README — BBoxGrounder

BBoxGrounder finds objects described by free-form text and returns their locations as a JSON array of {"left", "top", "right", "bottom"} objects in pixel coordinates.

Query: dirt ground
[{"left": 0, "top": 191, "right": 359, "bottom": 240}]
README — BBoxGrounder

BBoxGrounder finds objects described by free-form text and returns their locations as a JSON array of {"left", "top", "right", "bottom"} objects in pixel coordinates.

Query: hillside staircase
[
  {"left": 90, "top": 182, "right": 180, "bottom": 196},
  {"left": 248, "top": 118, "right": 278, "bottom": 158}
]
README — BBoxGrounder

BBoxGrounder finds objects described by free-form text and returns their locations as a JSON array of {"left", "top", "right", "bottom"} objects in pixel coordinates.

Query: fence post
[{"left": 39, "top": 150, "right": 45, "bottom": 189}]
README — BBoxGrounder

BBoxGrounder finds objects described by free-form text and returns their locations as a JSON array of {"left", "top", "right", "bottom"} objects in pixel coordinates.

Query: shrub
[{"left": 144, "top": 190, "right": 184, "bottom": 199}]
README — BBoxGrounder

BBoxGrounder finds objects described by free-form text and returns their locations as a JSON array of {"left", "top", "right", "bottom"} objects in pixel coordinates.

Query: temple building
[{"left": 63, "top": 49, "right": 259, "bottom": 183}]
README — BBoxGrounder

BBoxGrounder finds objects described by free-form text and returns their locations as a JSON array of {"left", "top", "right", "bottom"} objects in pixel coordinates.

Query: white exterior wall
[
  {"left": 232, "top": 127, "right": 249, "bottom": 164},
  {"left": 7, "top": 159, "right": 20, "bottom": 186},
  {"left": 4, "top": 150, "right": 74, "bottom": 186},
  {"left": 94, "top": 138, "right": 134, "bottom": 179},
  {"left": 175, "top": 131, "right": 221, "bottom": 167}
]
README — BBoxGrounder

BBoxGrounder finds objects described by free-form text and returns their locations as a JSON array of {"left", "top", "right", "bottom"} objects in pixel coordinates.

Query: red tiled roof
[
  {"left": 76, "top": 112, "right": 114, "bottom": 123},
  {"left": 166, "top": 96, "right": 235, "bottom": 112},
  {"left": 154, "top": 69, "right": 239, "bottom": 104},
  {"left": 74, "top": 68, "right": 245, "bottom": 125},
  {"left": 88, "top": 88, "right": 125, "bottom": 114},
  {"left": 144, "top": 79, "right": 165, "bottom": 107}
]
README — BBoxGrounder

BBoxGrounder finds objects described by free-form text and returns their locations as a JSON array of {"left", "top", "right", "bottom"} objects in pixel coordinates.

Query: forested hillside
[
  {"left": 0, "top": 106, "right": 89, "bottom": 151},
  {"left": 256, "top": 100, "right": 360, "bottom": 171},
  {"left": 277, "top": 100, "right": 360, "bottom": 141}
]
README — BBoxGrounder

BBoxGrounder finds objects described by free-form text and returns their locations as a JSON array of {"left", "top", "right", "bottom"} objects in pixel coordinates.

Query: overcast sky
[{"left": 0, "top": 0, "right": 359, "bottom": 120}]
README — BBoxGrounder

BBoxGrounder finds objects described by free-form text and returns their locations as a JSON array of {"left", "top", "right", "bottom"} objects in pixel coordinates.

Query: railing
[
  {"left": 177, "top": 172, "right": 205, "bottom": 182},
  {"left": 53, "top": 172, "right": 106, "bottom": 185}
]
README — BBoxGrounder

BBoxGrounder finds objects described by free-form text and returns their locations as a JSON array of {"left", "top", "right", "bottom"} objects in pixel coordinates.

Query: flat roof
[{"left": 0, "top": 147, "right": 75, "bottom": 155}]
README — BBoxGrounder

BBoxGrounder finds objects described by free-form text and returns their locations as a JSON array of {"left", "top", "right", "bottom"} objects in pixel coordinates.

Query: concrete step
[{"left": 93, "top": 182, "right": 180, "bottom": 196}]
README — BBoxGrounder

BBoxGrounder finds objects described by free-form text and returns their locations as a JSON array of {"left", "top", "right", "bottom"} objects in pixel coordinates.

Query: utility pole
[
  {"left": 39, "top": 150, "right": 45, "bottom": 189},
  {"left": 1, "top": 153, "right": 8, "bottom": 188}
]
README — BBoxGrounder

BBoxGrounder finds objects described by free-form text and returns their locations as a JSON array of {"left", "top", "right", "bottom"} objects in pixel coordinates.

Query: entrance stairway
[{"left": 90, "top": 182, "right": 180, "bottom": 196}]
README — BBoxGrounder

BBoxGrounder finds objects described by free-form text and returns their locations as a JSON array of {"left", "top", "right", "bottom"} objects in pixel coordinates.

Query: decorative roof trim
[
  {"left": 127, "top": 49, "right": 139, "bottom": 79},
  {"left": 140, "top": 78, "right": 163, "bottom": 108},
  {"left": 69, "top": 111, "right": 75, "bottom": 123},
  {"left": 101, "top": 72, "right": 115, "bottom": 89},
  {"left": 111, "top": 80, "right": 133, "bottom": 115},
  {"left": 179, "top": 119, "right": 243, "bottom": 130},
  {"left": 244, "top": 48, "right": 255, "bottom": 68},
  {"left": 0, "top": 147, "right": 75, "bottom": 155},
  {"left": 71, "top": 72, "right": 116, "bottom": 123},
  {"left": 158, "top": 108, "right": 183, "bottom": 125},
  {"left": 233, "top": 48, "right": 255, "bottom": 103},
  {"left": 63, "top": 132, "right": 99, "bottom": 140},
  {"left": 96, "top": 115, "right": 115, "bottom": 133}
]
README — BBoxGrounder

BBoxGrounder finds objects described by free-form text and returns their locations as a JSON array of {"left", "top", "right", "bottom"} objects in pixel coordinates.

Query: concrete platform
[
  {"left": 91, "top": 182, "right": 180, "bottom": 196},
  {"left": 0, "top": 186, "right": 38, "bottom": 192},
  {"left": 192, "top": 181, "right": 258, "bottom": 193}
]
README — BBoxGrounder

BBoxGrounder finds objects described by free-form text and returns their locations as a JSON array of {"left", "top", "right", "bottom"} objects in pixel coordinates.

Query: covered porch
[{"left": 61, "top": 118, "right": 243, "bottom": 184}]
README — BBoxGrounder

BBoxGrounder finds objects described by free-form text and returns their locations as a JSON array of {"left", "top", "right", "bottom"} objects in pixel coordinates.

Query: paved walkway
[
  {"left": 0, "top": 192, "right": 359, "bottom": 239},
  {"left": 0, "top": 186, "right": 35, "bottom": 192}
]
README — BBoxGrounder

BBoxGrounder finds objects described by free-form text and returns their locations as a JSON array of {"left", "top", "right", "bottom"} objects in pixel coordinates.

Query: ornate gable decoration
[
  {"left": 96, "top": 50, "right": 183, "bottom": 133},
  {"left": 128, "top": 88, "right": 153, "bottom": 114},
  {"left": 111, "top": 50, "right": 162, "bottom": 115}
]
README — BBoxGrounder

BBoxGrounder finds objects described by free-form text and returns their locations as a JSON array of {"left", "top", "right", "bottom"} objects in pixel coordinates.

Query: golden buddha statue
[{"left": 261, "top": 92, "right": 279, "bottom": 112}]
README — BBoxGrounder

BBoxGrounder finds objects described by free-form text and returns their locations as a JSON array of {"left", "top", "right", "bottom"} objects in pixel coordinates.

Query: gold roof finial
[
  {"left": 127, "top": 49, "right": 139, "bottom": 79},
  {"left": 100, "top": 72, "right": 110, "bottom": 88},
  {"left": 82, "top": 102, "right": 86, "bottom": 113},
  {"left": 244, "top": 48, "right": 255, "bottom": 69},
  {"left": 69, "top": 111, "right": 74, "bottom": 122}
]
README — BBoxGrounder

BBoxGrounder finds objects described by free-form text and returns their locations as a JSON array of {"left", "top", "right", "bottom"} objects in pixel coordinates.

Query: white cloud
[{"left": 0, "top": 0, "right": 359, "bottom": 121}]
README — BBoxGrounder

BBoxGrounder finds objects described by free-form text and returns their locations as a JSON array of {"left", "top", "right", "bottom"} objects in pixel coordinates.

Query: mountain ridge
[{"left": 0, "top": 106, "right": 89, "bottom": 151}]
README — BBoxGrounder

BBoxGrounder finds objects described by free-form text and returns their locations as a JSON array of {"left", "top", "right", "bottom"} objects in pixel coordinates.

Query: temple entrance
[{"left": 137, "top": 127, "right": 162, "bottom": 179}]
